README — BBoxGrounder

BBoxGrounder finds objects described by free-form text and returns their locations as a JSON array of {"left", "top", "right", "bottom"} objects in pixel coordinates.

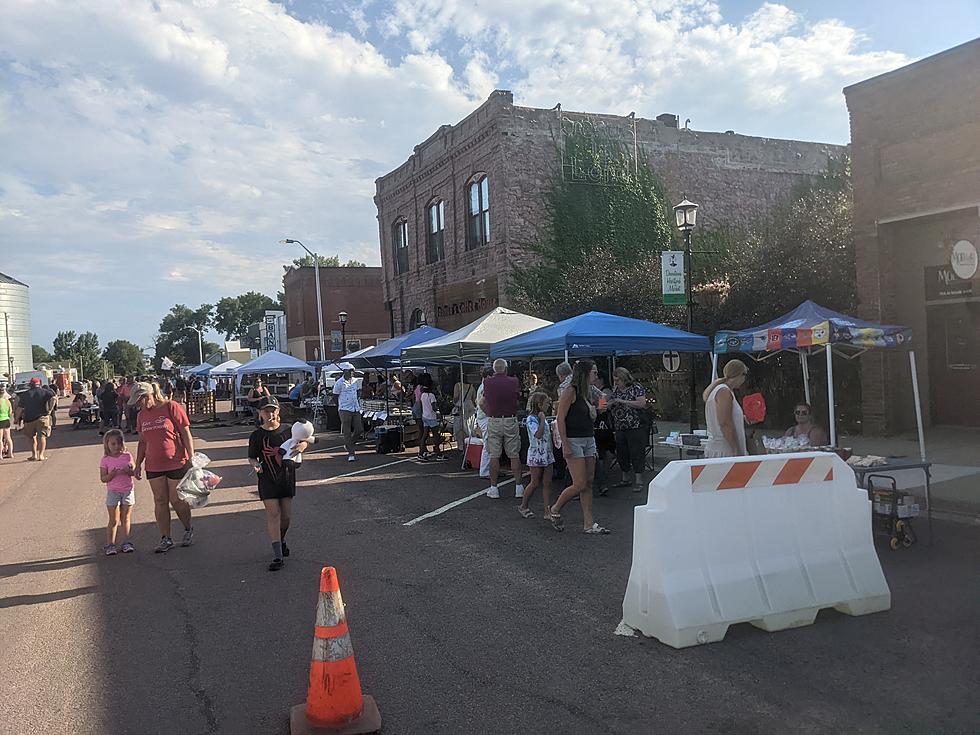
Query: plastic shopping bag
[{"left": 176, "top": 452, "right": 223, "bottom": 508}]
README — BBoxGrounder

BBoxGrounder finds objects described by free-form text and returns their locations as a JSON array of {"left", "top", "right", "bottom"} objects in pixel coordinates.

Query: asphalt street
[{"left": 2, "top": 404, "right": 979, "bottom": 735}]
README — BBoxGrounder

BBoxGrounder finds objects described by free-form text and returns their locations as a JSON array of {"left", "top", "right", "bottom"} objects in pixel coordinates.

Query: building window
[
  {"left": 409, "top": 309, "right": 427, "bottom": 330},
  {"left": 345, "top": 339, "right": 362, "bottom": 353},
  {"left": 427, "top": 199, "right": 446, "bottom": 263},
  {"left": 392, "top": 218, "right": 409, "bottom": 274},
  {"left": 465, "top": 175, "right": 490, "bottom": 250}
]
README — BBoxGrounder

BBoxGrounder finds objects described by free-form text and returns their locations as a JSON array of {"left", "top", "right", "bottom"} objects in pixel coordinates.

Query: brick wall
[
  {"left": 845, "top": 38, "right": 980, "bottom": 432},
  {"left": 282, "top": 266, "right": 390, "bottom": 361},
  {"left": 376, "top": 90, "right": 844, "bottom": 334}
]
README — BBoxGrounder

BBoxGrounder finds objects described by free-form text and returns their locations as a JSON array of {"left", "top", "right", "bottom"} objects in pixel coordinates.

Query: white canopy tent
[
  {"left": 400, "top": 308, "right": 552, "bottom": 365},
  {"left": 234, "top": 350, "right": 314, "bottom": 391},
  {"left": 209, "top": 359, "right": 242, "bottom": 377}
]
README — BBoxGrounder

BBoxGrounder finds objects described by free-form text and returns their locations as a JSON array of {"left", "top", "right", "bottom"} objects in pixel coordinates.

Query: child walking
[
  {"left": 100, "top": 429, "right": 136, "bottom": 555},
  {"left": 518, "top": 392, "right": 555, "bottom": 519},
  {"left": 248, "top": 396, "right": 310, "bottom": 571}
]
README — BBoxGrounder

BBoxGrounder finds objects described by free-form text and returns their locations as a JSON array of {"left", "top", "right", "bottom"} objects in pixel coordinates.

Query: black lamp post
[
  {"left": 673, "top": 197, "right": 699, "bottom": 432},
  {"left": 338, "top": 311, "right": 348, "bottom": 355}
]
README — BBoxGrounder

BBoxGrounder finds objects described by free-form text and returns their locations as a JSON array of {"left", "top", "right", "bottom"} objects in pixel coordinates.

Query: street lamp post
[
  {"left": 280, "top": 239, "right": 326, "bottom": 362},
  {"left": 673, "top": 198, "right": 700, "bottom": 432},
  {"left": 187, "top": 326, "right": 204, "bottom": 365},
  {"left": 338, "top": 311, "right": 348, "bottom": 356}
]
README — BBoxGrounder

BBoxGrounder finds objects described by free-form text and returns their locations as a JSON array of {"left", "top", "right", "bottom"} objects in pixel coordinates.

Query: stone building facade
[
  {"left": 282, "top": 266, "right": 390, "bottom": 362},
  {"left": 845, "top": 39, "right": 980, "bottom": 431},
  {"left": 375, "top": 90, "right": 844, "bottom": 334}
]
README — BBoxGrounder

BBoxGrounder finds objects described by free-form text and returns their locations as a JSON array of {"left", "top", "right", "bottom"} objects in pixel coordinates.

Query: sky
[{"left": 1, "top": 1, "right": 977, "bottom": 351}]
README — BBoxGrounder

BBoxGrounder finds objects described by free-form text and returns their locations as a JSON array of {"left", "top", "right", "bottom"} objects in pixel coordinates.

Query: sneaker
[
  {"left": 154, "top": 537, "right": 175, "bottom": 554},
  {"left": 347, "top": 454, "right": 356, "bottom": 462},
  {"left": 585, "top": 522, "right": 611, "bottom": 535},
  {"left": 103, "top": 544, "right": 118, "bottom": 556},
  {"left": 486, "top": 486, "right": 500, "bottom": 499},
  {"left": 268, "top": 558, "right": 284, "bottom": 572},
  {"left": 120, "top": 542, "right": 135, "bottom": 553},
  {"left": 281, "top": 542, "right": 290, "bottom": 557},
  {"left": 514, "top": 484, "right": 525, "bottom": 499},
  {"left": 180, "top": 528, "right": 194, "bottom": 547}
]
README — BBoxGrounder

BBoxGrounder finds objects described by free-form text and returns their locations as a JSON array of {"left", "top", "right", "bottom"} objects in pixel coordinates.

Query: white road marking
[
  {"left": 305, "top": 457, "right": 415, "bottom": 485},
  {"left": 403, "top": 477, "right": 518, "bottom": 526}
]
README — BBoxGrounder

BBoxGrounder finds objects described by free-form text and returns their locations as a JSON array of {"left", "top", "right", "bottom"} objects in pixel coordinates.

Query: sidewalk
[{"left": 654, "top": 421, "right": 980, "bottom": 518}]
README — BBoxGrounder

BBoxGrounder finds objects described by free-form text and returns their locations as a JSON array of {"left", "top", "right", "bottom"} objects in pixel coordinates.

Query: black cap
[{"left": 258, "top": 395, "right": 280, "bottom": 410}]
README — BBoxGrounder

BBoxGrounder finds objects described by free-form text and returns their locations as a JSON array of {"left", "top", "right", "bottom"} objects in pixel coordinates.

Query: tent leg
[
  {"left": 710, "top": 353, "right": 718, "bottom": 381},
  {"left": 910, "top": 351, "right": 926, "bottom": 463},
  {"left": 459, "top": 358, "right": 467, "bottom": 469},
  {"left": 826, "top": 345, "right": 837, "bottom": 447},
  {"left": 801, "top": 351, "right": 811, "bottom": 405},
  {"left": 564, "top": 349, "right": 569, "bottom": 363}
]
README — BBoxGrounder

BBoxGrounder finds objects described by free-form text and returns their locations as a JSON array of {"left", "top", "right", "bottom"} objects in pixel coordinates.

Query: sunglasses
[{"left": 795, "top": 410, "right": 810, "bottom": 416}]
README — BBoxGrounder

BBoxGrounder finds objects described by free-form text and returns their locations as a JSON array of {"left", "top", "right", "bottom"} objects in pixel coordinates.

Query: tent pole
[
  {"left": 710, "top": 353, "right": 718, "bottom": 381},
  {"left": 564, "top": 348, "right": 569, "bottom": 363},
  {"left": 826, "top": 345, "right": 837, "bottom": 447},
  {"left": 909, "top": 351, "right": 926, "bottom": 463},
  {"left": 801, "top": 350, "right": 811, "bottom": 405}
]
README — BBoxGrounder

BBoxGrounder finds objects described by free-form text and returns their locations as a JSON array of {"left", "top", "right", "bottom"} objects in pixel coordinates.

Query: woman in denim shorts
[{"left": 549, "top": 359, "right": 610, "bottom": 534}]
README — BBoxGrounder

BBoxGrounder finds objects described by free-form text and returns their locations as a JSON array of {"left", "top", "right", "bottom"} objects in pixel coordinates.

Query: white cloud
[{"left": 0, "top": 0, "right": 913, "bottom": 348}]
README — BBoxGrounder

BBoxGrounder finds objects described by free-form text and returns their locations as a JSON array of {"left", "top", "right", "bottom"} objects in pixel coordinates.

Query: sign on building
[
  {"left": 661, "top": 251, "right": 686, "bottom": 305},
  {"left": 260, "top": 311, "right": 286, "bottom": 353}
]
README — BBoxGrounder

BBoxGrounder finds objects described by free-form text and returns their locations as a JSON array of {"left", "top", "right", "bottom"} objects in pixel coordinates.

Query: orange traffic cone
[{"left": 290, "top": 567, "right": 382, "bottom": 735}]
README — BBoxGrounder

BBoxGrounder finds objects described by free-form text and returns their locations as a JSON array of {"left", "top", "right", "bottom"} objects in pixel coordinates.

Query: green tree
[
  {"left": 74, "top": 332, "right": 102, "bottom": 379},
  {"left": 291, "top": 254, "right": 366, "bottom": 268},
  {"left": 214, "top": 291, "right": 279, "bottom": 340},
  {"left": 154, "top": 303, "right": 214, "bottom": 366},
  {"left": 103, "top": 340, "right": 146, "bottom": 376},
  {"left": 508, "top": 130, "right": 675, "bottom": 322},
  {"left": 32, "top": 345, "right": 54, "bottom": 364},
  {"left": 52, "top": 331, "right": 77, "bottom": 360}
]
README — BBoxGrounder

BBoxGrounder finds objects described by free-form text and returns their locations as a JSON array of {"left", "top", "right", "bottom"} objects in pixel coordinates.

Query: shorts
[
  {"left": 258, "top": 476, "right": 296, "bottom": 501},
  {"left": 421, "top": 417, "right": 440, "bottom": 428},
  {"left": 565, "top": 436, "right": 598, "bottom": 459},
  {"left": 0, "top": 419, "right": 10, "bottom": 429},
  {"left": 22, "top": 416, "right": 51, "bottom": 438},
  {"left": 106, "top": 490, "right": 136, "bottom": 506},
  {"left": 485, "top": 416, "right": 520, "bottom": 459},
  {"left": 146, "top": 464, "right": 189, "bottom": 480}
]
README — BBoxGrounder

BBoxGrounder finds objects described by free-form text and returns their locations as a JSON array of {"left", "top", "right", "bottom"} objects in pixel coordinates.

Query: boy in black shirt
[{"left": 247, "top": 396, "right": 310, "bottom": 571}]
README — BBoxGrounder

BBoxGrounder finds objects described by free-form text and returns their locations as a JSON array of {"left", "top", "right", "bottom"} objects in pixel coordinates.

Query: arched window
[
  {"left": 426, "top": 199, "right": 446, "bottom": 263},
  {"left": 409, "top": 308, "right": 427, "bottom": 330},
  {"left": 465, "top": 174, "right": 489, "bottom": 250},
  {"left": 392, "top": 217, "right": 409, "bottom": 274}
]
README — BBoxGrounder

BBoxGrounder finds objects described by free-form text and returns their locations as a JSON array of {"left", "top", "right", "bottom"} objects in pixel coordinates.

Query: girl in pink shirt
[{"left": 100, "top": 429, "right": 136, "bottom": 555}]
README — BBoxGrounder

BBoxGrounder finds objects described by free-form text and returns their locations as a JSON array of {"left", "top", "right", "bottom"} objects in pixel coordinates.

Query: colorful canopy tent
[
  {"left": 208, "top": 359, "right": 241, "bottom": 377},
  {"left": 400, "top": 308, "right": 552, "bottom": 365},
  {"left": 348, "top": 325, "right": 447, "bottom": 369},
  {"left": 234, "top": 350, "right": 314, "bottom": 391},
  {"left": 489, "top": 310, "right": 710, "bottom": 359},
  {"left": 712, "top": 300, "right": 923, "bottom": 459}
]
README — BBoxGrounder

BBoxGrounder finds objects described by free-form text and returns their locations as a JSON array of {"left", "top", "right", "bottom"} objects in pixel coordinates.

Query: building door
[{"left": 927, "top": 303, "right": 980, "bottom": 426}]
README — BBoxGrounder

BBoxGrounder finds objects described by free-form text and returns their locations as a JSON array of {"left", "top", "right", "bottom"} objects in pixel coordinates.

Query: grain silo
[{"left": 0, "top": 272, "right": 33, "bottom": 382}]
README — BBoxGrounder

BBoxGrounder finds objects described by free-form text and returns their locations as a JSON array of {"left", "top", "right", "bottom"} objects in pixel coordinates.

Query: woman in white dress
[{"left": 702, "top": 359, "right": 749, "bottom": 458}]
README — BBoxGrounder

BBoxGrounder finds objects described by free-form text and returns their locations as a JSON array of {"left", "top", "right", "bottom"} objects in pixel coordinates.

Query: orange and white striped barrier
[
  {"left": 622, "top": 452, "right": 890, "bottom": 648},
  {"left": 290, "top": 567, "right": 382, "bottom": 735}
]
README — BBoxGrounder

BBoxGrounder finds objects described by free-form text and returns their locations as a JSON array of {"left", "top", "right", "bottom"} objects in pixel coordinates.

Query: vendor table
[{"left": 850, "top": 461, "right": 933, "bottom": 545}]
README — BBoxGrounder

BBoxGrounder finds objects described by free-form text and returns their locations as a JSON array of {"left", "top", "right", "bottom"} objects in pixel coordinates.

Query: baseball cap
[
  {"left": 127, "top": 381, "right": 153, "bottom": 406},
  {"left": 29, "top": 377, "right": 41, "bottom": 385},
  {"left": 258, "top": 395, "right": 280, "bottom": 410}
]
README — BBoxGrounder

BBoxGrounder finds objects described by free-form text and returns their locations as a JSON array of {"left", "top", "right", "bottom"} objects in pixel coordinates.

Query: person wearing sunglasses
[{"left": 783, "top": 402, "right": 828, "bottom": 447}]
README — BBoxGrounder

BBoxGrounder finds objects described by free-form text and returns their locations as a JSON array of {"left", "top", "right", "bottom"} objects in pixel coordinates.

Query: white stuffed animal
[{"left": 281, "top": 421, "right": 316, "bottom": 467}]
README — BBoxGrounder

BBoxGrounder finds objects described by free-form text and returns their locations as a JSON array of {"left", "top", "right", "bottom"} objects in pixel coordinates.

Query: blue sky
[{"left": 1, "top": 1, "right": 976, "bottom": 351}]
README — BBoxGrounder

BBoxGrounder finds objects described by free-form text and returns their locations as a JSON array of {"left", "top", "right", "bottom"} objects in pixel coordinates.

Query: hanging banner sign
[{"left": 661, "top": 251, "right": 686, "bottom": 305}]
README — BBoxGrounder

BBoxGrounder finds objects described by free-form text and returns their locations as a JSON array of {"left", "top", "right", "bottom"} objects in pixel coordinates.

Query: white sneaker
[
  {"left": 486, "top": 486, "right": 500, "bottom": 499},
  {"left": 514, "top": 484, "right": 524, "bottom": 499},
  {"left": 348, "top": 454, "right": 356, "bottom": 462}
]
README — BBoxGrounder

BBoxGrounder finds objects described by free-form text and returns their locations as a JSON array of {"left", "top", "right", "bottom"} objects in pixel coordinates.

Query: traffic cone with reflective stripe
[{"left": 290, "top": 567, "right": 382, "bottom": 735}]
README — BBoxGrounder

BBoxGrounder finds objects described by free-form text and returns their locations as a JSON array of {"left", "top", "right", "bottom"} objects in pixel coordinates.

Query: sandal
[
  {"left": 517, "top": 506, "right": 534, "bottom": 518},
  {"left": 584, "top": 523, "right": 611, "bottom": 534},
  {"left": 549, "top": 509, "right": 564, "bottom": 532}
]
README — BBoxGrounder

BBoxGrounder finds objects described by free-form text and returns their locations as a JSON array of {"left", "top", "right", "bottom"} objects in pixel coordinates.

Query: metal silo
[{"left": 0, "top": 272, "right": 33, "bottom": 382}]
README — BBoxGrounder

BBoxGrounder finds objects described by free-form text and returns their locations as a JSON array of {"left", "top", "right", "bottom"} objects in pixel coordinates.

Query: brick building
[
  {"left": 374, "top": 90, "right": 844, "bottom": 333},
  {"left": 282, "top": 266, "right": 390, "bottom": 362},
  {"left": 845, "top": 39, "right": 980, "bottom": 431}
]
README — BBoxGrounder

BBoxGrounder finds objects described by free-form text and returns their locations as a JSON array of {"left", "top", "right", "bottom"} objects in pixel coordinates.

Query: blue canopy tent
[
  {"left": 348, "top": 325, "right": 447, "bottom": 369},
  {"left": 489, "top": 310, "right": 711, "bottom": 359},
  {"left": 186, "top": 362, "right": 213, "bottom": 376},
  {"left": 712, "top": 300, "right": 922, "bottom": 457}
]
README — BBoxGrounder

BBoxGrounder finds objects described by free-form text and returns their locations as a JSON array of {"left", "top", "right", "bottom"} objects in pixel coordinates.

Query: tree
[
  {"left": 103, "top": 340, "right": 146, "bottom": 377},
  {"left": 32, "top": 345, "right": 54, "bottom": 364},
  {"left": 290, "top": 254, "right": 366, "bottom": 268},
  {"left": 52, "top": 331, "right": 77, "bottom": 360},
  {"left": 154, "top": 303, "right": 214, "bottom": 366},
  {"left": 508, "top": 130, "right": 675, "bottom": 322},
  {"left": 75, "top": 332, "right": 102, "bottom": 379},
  {"left": 214, "top": 291, "right": 278, "bottom": 340}
]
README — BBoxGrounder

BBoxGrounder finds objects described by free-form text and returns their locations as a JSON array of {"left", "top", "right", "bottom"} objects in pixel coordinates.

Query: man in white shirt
[{"left": 333, "top": 364, "right": 363, "bottom": 462}]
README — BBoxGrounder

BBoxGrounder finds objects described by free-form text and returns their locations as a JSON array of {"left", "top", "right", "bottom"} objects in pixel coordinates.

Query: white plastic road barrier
[{"left": 622, "top": 452, "right": 890, "bottom": 648}]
